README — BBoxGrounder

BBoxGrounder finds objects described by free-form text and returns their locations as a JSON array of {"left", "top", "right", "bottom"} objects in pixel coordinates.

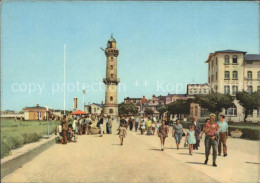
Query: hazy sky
[{"left": 2, "top": 1, "right": 259, "bottom": 111}]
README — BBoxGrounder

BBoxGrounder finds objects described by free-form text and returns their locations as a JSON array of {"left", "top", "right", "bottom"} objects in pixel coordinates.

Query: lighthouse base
[{"left": 103, "top": 104, "right": 118, "bottom": 118}]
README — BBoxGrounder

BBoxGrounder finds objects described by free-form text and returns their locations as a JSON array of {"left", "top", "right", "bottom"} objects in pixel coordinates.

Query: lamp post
[
  {"left": 83, "top": 90, "right": 86, "bottom": 111},
  {"left": 46, "top": 106, "right": 49, "bottom": 138}
]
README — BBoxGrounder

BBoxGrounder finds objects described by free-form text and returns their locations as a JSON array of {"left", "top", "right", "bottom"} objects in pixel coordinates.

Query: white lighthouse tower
[{"left": 103, "top": 35, "right": 120, "bottom": 117}]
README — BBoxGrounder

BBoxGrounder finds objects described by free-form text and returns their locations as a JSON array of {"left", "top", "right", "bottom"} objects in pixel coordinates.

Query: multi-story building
[
  {"left": 205, "top": 50, "right": 260, "bottom": 122},
  {"left": 124, "top": 97, "right": 143, "bottom": 112},
  {"left": 187, "top": 84, "right": 211, "bottom": 119},
  {"left": 187, "top": 83, "right": 210, "bottom": 96}
]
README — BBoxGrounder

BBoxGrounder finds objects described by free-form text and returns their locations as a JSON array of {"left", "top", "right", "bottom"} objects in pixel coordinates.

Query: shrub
[
  {"left": 1, "top": 141, "right": 11, "bottom": 158},
  {"left": 228, "top": 126, "right": 260, "bottom": 140},
  {"left": 6, "top": 136, "right": 24, "bottom": 150},
  {"left": 22, "top": 133, "right": 42, "bottom": 144}
]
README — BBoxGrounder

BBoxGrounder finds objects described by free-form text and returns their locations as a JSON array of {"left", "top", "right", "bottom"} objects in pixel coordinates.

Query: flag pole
[{"left": 64, "top": 44, "right": 66, "bottom": 115}]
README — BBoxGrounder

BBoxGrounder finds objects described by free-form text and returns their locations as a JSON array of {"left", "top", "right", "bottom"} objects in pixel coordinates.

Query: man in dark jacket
[
  {"left": 191, "top": 116, "right": 201, "bottom": 150},
  {"left": 98, "top": 114, "right": 104, "bottom": 137},
  {"left": 119, "top": 115, "right": 127, "bottom": 127}
]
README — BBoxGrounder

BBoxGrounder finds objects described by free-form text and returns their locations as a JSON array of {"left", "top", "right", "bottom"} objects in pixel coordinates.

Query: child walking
[
  {"left": 118, "top": 123, "right": 127, "bottom": 145},
  {"left": 185, "top": 125, "right": 196, "bottom": 155}
]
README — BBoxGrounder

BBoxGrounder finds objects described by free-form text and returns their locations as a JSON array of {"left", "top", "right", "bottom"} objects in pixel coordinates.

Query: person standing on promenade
[
  {"left": 85, "top": 115, "right": 91, "bottom": 135},
  {"left": 140, "top": 118, "right": 146, "bottom": 135},
  {"left": 217, "top": 115, "right": 228, "bottom": 157},
  {"left": 61, "top": 115, "right": 68, "bottom": 144},
  {"left": 99, "top": 114, "right": 104, "bottom": 137},
  {"left": 172, "top": 119, "right": 184, "bottom": 150},
  {"left": 129, "top": 117, "right": 134, "bottom": 131},
  {"left": 191, "top": 116, "right": 201, "bottom": 150},
  {"left": 107, "top": 115, "right": 112, "bottom": 134},
  {"left": 185, "top": 125, "right": 196, "bottom": 155},
  {"left": 146, "top": 117, "right": 153, "bottom": 135},
  {"left": 119, "top": 115, "right": 127, "bottom": 127},
  {"left": 158, "top": 120, "right": 168, "bottom": 151},
  {"left": 135, "top": 116, "right": 140, "bottom": 132},
  {"left": 203, "top": 113, "right": 220, "bottom": 167},
  {"left": 72, "top": 117, "right": 78, "bottom": 134},
  {"left": 118, "top": 123, "right": 127, "bottom": 145}
]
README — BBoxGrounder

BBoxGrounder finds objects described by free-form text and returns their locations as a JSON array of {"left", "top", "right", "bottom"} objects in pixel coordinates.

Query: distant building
[
  {"left": 124, "top": 97, "right": 143, "bottom": 112},
  {"left": 187, "top": 83, "right": 210, "bottom": 96},
  {"left": 84, "top": 103, "right": 103, "bottom": 115},
  {"left": 205, "top": 50, "right": 260, "bottom": 122},
  {"left": 23, "top": 104, "right": 52, "bottom": 120},
  {"left": 165, "top": 93, "right": 187, "bottom": 104}
]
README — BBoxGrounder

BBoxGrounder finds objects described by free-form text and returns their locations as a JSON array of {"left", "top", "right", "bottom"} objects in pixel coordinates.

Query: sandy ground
[{"left": 2, "top": 121, "right": 259, "bottom": 183}]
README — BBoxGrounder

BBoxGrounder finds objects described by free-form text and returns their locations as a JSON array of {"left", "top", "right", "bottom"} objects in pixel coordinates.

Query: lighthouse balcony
[
  {"left": 103, "top": 78, "right": 120, "bottom": 84},
  {"left": 105, "top": 49, "right": 119, "bottom": 56}
]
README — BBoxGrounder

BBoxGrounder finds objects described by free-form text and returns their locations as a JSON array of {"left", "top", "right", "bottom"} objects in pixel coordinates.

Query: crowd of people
[
  {"left": 57, "top": 112, "right": 229, "bottom": 167},
  {"left": 117, "top": 113, "right": 228, "bottom": 167}
]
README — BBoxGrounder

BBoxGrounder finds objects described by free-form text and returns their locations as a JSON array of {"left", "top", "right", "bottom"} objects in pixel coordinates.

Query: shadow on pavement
[
  {"left": 149, "top": 148, "right": 162, "bottom": 151},
  {"left": 193, "top": 152, "right": 204, "bottom": 155},
  {"left": 164, "top": 147, "right": 187, "bottom": 150},
  {"left": 186, "top": 162, "right": 205, "bottom": 165},
  {"left": 245, "top": 162, "right": 260, "bottom": 165},
  {"left": 178, "top": 153, "right": 191, "bottom": 155}
]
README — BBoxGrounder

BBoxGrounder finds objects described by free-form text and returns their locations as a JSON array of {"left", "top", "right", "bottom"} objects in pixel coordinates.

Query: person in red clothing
[{"left": 203, "top": 113, "right": 219, "bottom": 167}]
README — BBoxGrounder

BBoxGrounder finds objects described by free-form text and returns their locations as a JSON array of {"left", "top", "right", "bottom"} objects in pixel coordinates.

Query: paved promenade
[{"left": 2, "top": 121, "right": 259, "bottom": 183}]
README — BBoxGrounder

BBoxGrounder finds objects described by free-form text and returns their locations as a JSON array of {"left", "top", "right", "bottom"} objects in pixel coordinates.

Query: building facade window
[
  {"left": 247, "top": 71, "right": 252, "bottom": 79},
  {"left": 224, "top": 55, "right": 229, "bottom": 64},
  {"left": 111, "top": 57, "right": 113, "bottom": 60},
  {"left": 258, "top": 71, "right": 260, "bottom": 80},
  {"left": 110, "top": 74, "right": 113, "bottom": 78},
  {"left": 216, "top": 72, "right": 218, "bottom": 80},
  {"left": 257, "top": 86, "right": 260, "bottom": 92},
  {"left": 247, "top": 86, "right": 253, "bottom": 94},
  {"left": 225, "top": 105, "right": 237, "bottom": 116},
  {"left": 109, "top": 109, "right": 113, "bottom": 113},
  {"left": 225, "top": 71, "right": 230, "bottom": 79},
  {"left": 257, "top": 107, "right": 260, "bottom": 117},
  {"left": 110, "top": 96, "right": 113, "bottom": 101},
  {"left": 110, "top": 65, "right": 113, "bottom": 70},
  {"left": 215, "top": 57, "right": 218, "bottom": 65},
  {"left": 232, "top": 55, "right": 238, "bottom": 64},
  {"left": 232, "top": 71, "right": 238, "bottom": 79},
  {"left": 224, "top": 85, "right": 230, "bottom": 95},
  {"left": 232, "top": 85, "right": 238, "bottom": 95}
]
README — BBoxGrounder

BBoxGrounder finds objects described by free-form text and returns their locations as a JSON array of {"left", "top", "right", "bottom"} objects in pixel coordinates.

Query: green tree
[
  {"left": 236, "top": 91, "right": 259, "bottom": 122},
  {"left": 194, "top": 93, "right": 234, "bottom": 117},
  {"left": 144, "top": 108, "right": 154, "bottom": 116},
  {"left": 167, "top": 99, "right": 192, "bottom": 119},
  {"left": 157, "top": 105, "right": 167, "bottom": 119},
  {"left": 118, "top": 102, "right": 138, "bottom": 115}
]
